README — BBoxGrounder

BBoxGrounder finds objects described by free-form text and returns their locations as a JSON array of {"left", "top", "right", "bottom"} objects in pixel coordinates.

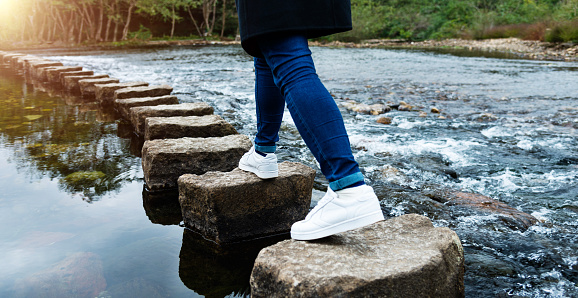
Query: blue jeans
[{"left": 252, "top": 34, "right": 363, "bottom": 191}]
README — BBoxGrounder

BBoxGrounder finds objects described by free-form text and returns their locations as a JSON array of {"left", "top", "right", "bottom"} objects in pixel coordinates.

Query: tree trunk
[
  {"left": 171, "top": 4, "right": 176, "bottom": 38},
  {"left": 220, "top": 0, "right": 226, "bottom": 37},
  {"left": 122, "top": 2, "right": 136, "bottom": 40},
  {"left": 95, "top": 0, "right": 105, "bottom": 41},
  {"left": 187, "top": 6, "right": 204, "bottom": 39}
]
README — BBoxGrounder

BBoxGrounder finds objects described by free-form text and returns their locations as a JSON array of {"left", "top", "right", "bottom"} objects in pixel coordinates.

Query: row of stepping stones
[{"left": 1, "top": 50, "right": 465, "bottom": 297}]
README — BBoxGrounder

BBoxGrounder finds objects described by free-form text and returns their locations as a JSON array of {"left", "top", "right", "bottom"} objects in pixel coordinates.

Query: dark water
[{"left": 0, "top": 45, "right": 577, "bottom": 297}]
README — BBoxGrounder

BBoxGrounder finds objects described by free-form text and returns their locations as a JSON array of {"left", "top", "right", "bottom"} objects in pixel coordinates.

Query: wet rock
[
  {"left": 28, "top": 61, "right": 63, "bottom": 80},
  {"left": 377, "top": 116, "right": 392, "bottom": 124},
  {"left": 95, "top": 82, "right": 149, "bottom": 106},
  {"left": 115, "top": 95, "right": 179, "bottom": 119},
  {"left": 250, "top": 214, "right": 464, "bottom": 297},
  {"left": 378, "top": 165, "right": 411, "bottom": 185},
  {"left": 397, "top": 101, "right": 413, "bottom": 111},
  {"left": 78, "top": 77, "right": 120, "bottom": 99},
  {"left": 179, "top": 162, "right": 315, "bottom": 243},
  {"left": 63, "top": 74, "right": 109, "bottom": 94},
  {"left": 14, "top": 252, "right": 106, "bottom": 298},
  {"left": 431, "top": 107, "right": 441, "bottom": 113},
  {"left": 99, "top": 278, "right": 166, "bottom": 298},
  {"left": 2, "top": 53, "right": 26, "bottom": 65},
  {"left": 342, "top": 100, "right": 391, "bottom": 115},
  {"left": 141, "top": 134, "right": 251, "bottom": 191},
  {"left": 59, "top": 70, "right": 94, "bottom": 84},
  {"left": 427, "top": 190, "right": 538, "bottom": 230},
  {"left": 474, "top": 113, "right": 498, "bottom": 122},
  {"left": 145, "top": 115, "right": 238, "bottom": 140},
  {"left": 113, "top": 84, "right": 173, "bottom": 100},
  {"left": 46, "top": 66, "right": 84, "bottom": 85},
  {"left": 130, "top": 102, "right": 214, "bottom": 135}
]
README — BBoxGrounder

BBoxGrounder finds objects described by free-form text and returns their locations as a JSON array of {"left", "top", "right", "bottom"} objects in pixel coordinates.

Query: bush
[{"left": 545, "top": 20, "right": 578, "bottom": 42}]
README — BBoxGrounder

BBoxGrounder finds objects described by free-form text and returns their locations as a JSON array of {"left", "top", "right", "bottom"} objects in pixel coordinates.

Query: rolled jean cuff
[
  {"left": 254, "top": 144, "right": 276, "bottom": 153},
  {"left": 329, "top": 172, "right": 365, "bottom": 191}
]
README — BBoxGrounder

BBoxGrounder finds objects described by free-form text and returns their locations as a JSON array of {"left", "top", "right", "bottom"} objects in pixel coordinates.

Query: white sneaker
[
  {"left": 238, "top": 146, "right": 279, "bottom": 179},
  {"left": 291, "top": 185, "right": 384, "bottom": 240}
]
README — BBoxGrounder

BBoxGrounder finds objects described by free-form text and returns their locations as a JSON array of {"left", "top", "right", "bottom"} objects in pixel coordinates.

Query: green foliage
[
  {"left": 128, "top": 25, "right": 153, "bottom": 40},
  {"left": 326, "top": 0, "right": 578, "bottom": 42}
]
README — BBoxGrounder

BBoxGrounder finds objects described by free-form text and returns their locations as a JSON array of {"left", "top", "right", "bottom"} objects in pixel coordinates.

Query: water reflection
[
  {"left": 0, "top": 72, "right": 141, "bottom": 202},
  {"left": 142, "top": 188, "right": 182, "bottom": 226},
  {"left": 179, "top": 228, "right": 288, "bottom": 298}
]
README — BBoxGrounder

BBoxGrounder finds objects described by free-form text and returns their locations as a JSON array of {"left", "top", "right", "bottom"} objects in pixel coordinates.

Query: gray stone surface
[
  {"left": 46, "top": 66, "right": 83, "bottom": 85},
  {"left": 144, "top": 115, "right": 238, "bottom": 140},
  {"left": 78, "top": 77, "right": 120, "bottom": 99},
  {"left": 28, "top": 61, "right": 63, "bottom": 80},
  {"left": 178, "top": 162, "right": 316, "bottom": 243},
  {"left": 142, "top": 134, "right": 252, "bottom": 191},
  {"left": 113, "top": 84, "right": 173, "bottom": 100},
  {"left": 95, "top": 82, "right": 149, "bottom": 106},
  {"left": 130, "top": 102, "right": 214, "bottom": 135},
  {"left": 250, "top": 214, "right": 464, "bottom": 298},
  {"left": 59, "top": 71, "right": 94, "bottom": 84},
  {"left": 63, "top": 74, "right": 108, "bottom": 94},
  {"left": 115, "top": 95, "right": 179, "bottom": 119}
]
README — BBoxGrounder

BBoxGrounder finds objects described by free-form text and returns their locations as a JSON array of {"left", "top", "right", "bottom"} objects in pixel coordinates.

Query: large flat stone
[
  {"left": 144, "top": 115, "right": 237, "bottom": 140},
  {"left": 251, "top": 214, "right": 464, "bottom": 297},
  {"left": 142, "top": 134, "right": 252, "bottom": 191},
  {"left": 63, "top": 74, "right": 109, "bottom": 94},
  {"left": 178, "top": 162, "right": 316, "bottom": 243},
  {"left": 113, "top": 84, "right": 173, "bottom": 100},
  {"left": 46, "top": 66, "right": 83, "bottom": 85},
  {"left": 28, "top": 61, "right": 63, "bottom": 80},
  {"left": 130, "top": 102, "right": 214, "bottom": 135},
  {"left": 95, "top": 82, "right": 149, "bottom": 106},
  {"left": 115, "top": 95, "right": 179, "bottom": 119},
  {"left": 79, "top": 77, "right": 120, "bottom": 99}
]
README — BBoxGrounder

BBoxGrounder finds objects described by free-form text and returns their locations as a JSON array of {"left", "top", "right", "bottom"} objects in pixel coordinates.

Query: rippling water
[{"left": 1, "top": 45, "right": 576, "bottom": 297}]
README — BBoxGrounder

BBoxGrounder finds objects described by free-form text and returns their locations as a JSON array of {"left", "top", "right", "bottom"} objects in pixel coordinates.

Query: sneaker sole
[
  {"left": 238, "top": 162, "right": 278, "bottom": 179},
  {"left": 290, "top": 211, "right": 385, "bottom": 241}
]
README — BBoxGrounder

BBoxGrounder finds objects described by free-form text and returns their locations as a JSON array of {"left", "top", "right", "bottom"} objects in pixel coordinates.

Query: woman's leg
[
  {"left": 257, "top": 34, "right": 363, "bottom": 191},
  {"left": 253, "top": 57, "right": 285, "bottom": 154}
]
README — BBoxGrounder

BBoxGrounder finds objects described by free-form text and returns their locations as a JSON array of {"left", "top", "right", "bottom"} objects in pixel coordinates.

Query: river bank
[
  {"left": 3, "top": 37, "right": 577, "bottom": 62},
  {"left": 313, "top": 37, "right": 578, "bottom": 62}
]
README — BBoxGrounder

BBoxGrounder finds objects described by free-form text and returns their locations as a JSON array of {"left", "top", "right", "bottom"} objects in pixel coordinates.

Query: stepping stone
[
  {"left": 59, "top": 70, "right": 94, "bottom": 84},
  {"left": 28, "top": 61, "right": 63, "bottom": 80},
  {"left": 250, "top": 214, "right": 464, "bottom": 297},
  {"left": 63, "top": 74, "right": 109, "bottom": 94},
  {"left": 130, "top": 102, "right": 214, "bottom": 135},
  {"left": 46, "top": 66, "right": 83, "bottom": 85},
  {"left": 178, "top": 162, "right": 316, "bottom": 243},
  {"left": 115, "top": 95, "right": 179, "bottom": 119},
  {"left": 14, "top": 55, "right": 40, "bottom": 70},
  {"left": 113, "top": 84, "right": 173, "bottom": 100},
  {"left": 142, "top": 134, "right": 252, "bottom": 191},
  {"left": 2, "top": 53, "right": 26, "bottom": 65},
  {"left": 144, "top": 115, "right": 237, "bottom": 140},
  {"left": 79, "top": 77, "right": 120, "bottom": 99},
  {"left": 95, "top": 82, "right": 149, "bottom": 106}
]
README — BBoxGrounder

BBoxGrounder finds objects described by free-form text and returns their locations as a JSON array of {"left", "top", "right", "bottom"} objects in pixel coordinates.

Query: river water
[{"left": 0, "top": 45, "right": 576, "bottom": 297}]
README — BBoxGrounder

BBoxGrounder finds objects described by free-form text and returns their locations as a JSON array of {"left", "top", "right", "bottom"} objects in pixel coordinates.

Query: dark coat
[{"left": 236, "top": 0, "right": 352, "bottom": 57}]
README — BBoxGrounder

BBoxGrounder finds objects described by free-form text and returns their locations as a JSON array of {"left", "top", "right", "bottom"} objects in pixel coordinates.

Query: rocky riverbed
[{"left": 313, "top": 37, "right": 578, "bottom": 61}]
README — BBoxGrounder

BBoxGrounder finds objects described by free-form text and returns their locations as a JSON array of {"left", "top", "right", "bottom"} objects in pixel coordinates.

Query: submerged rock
[
  {"left": 178, "top": 162, "right": 315, "bottom": 243},
  {"left": 426, "top": 189, "right": 538, "bottom": 230},
  {"left": 14, "top": 252, "right": 106, "bottom": 298},
  {"left": 250, "top": 214, "right": 464, "bottom": 297},
  {"left": 342, "top": 100, "right": 391, "bottom": 115}
]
